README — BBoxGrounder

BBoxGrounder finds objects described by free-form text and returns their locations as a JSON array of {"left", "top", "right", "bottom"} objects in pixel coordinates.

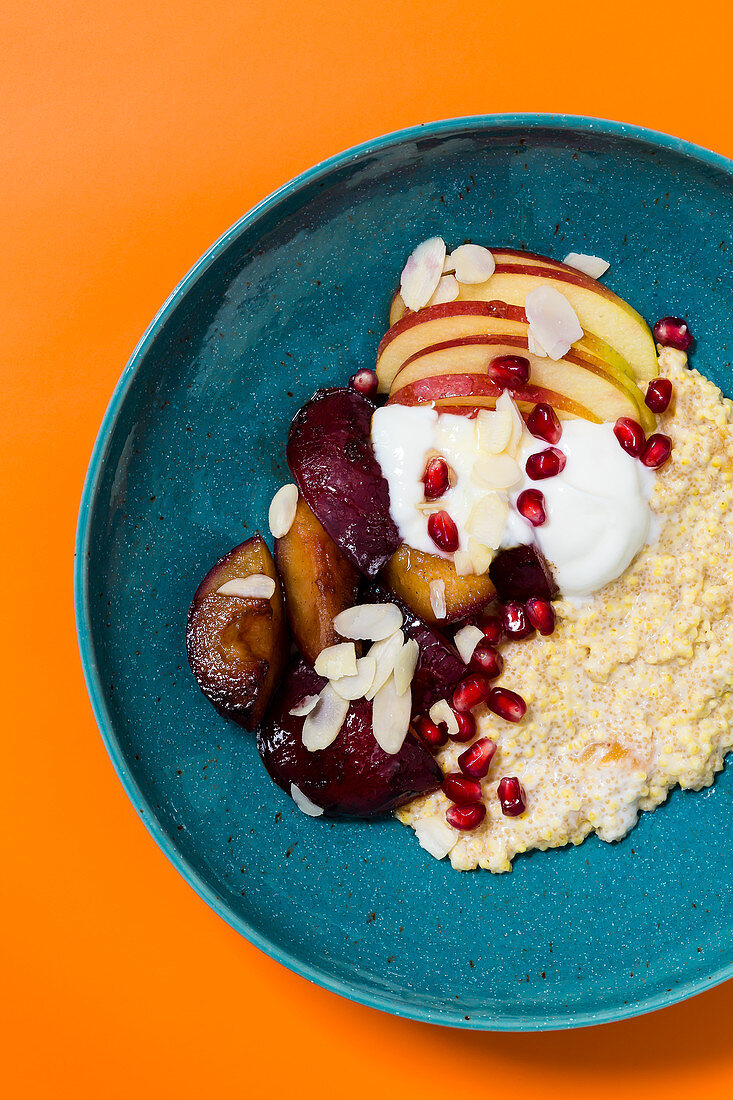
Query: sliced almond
[
  {"left": 400, "top": 236, "right": 446, "bottom": 312},
  {"left": 453, "top": 623, "right": 485, "bottom": 665},
  {"left": 525, "top": 286, "right": 583, "bottom": 361},
  {"left": 429, "top": 579, "right": 447, "bottom": 620},
  {"left": 314, "top": 642, "right": 358, "bottom": 680},
  {"left": 333, "top": 602, "right": 403, "bottom": 641},
  {"left": 429, "top": 699, "right": 460, "bottom": 737},
  {"left": 468, "top": 537, "right": 494, "bottom": 575},
  {"left": 476, "top": 408, "right": 513, "bottom": 455},
  {"left": 290, "top": 783, "right": 325, "bottom": 817},
  {"left": 288, "top": 694, "right": 320, "bottom": 717},
  {"left": 413, "top": 815, "right": 458, "bottom": 859},
  {"left": 428, "top": 273, "right": 459, "bottom": 306},
  {"left": 268, "top": 483, "right": 299, "bottom": 539},
  {"left": 451, "top": 244, "right": 496, "bottom": 284},
  {"left": 302, "top": 683, "right": 349, "bottom": 752},
  {"left": 365, "top": 629, "right": 405, "bottom": 700},
  {"left": 216, "top": 574, "right": 276, "bottom": 599},
  {"left": 471, "top": 454, "right": 522, "bottom": 490},
  {"left": 393, "top": 638, "right": 420, "bottom": 695},
  {"left": 496, "top": 390, "right": 525, "bottom": 454},
  {"left": 453, "top": 549, "right": 475, "bottom": 577},
  {"left": 563, "top": 252, "right": 610, "bottom": 279},
  {"left": 466, "top": 494, "right": 509, "bottom": 549},
  {"left": 372, "top": 673, "right": 411, "bottom": 754},
  {"left": 527, "top": 330, "right": 548, "bottom": 357},
  {"left": 330, "top": 656, "right": 377, "bottom": 701}
]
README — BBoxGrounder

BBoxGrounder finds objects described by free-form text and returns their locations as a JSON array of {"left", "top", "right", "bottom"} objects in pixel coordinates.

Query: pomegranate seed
[
  {"left": 516, "top": 488, "right": 546, "bottom": 527},
  {"left": 525, "top": 597, "right": 555, "bottom": 636},
  {"left": 452, "top": 675, "right": 491, "bottom": 712},
  {"left": 645, "top": 378, "right": 673, "bottom": 414},
  {"left": 487, "top": 354, "right": 531, "bottom": 389},
  {"left": 446, "top": 802, "right": 486, "bottom": 830},
  {"left": 427, "top": 509, "right": 459, "bottom": 552},
  {"left": 525, "top": 447, "right": 566, "bottom": 480},
  {"left": 349, "top": 368, "right": 378, "bottom": 398},
  {"left": 526, "top": 403, "right": 562, "bottom": 444},
  {"left": 479, "top": 613, "right": 503, "bottom": 646},
  {"left": 423, "top": 456, "right": 451, "bottom": 500},
  {"left": 488, "top": 687, "right": 527, "bottom": 723},
  {"left": 413, "top": 715, "right": 448, "bottom": 749},
  {"left": 497, "top": 776, "right": 527, "bottom": 816},
  {"left": 501, "top": 601, "right": 534, "bottom": 640},
  {"left": 450, "top": 709, "right": 477, "bottom": 742},
  {"left": 442, "top": 772, "right": 483, "bottom": 804},
  {"left": 653, "top": 316, "right": 694, "bottom": 351},
  {"left": 641, "top": 433, "right": 672, "bottom": 469},
  {"left": 613, "top": 416, "right": 646, "bottom": 458},
  {"left": 458, "top": 737, "right": 496, "bottom": 779},
  {"left": 470, "top": 641, "right": 504, "bottom": 679}
]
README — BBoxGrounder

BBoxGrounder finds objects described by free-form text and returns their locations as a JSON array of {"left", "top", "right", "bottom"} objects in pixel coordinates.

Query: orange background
[{"left": 3, "top": 1, "right": 733, "bottom": 1096}]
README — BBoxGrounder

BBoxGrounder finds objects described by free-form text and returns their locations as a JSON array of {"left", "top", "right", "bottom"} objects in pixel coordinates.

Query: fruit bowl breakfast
[{"left": 186, "top": 237, "right": 733, "bottom": 873}]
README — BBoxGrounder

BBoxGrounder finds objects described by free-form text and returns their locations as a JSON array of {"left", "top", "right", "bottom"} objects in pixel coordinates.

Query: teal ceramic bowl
[{"left": 75, "top": 115, "right": 733, "bottom": 1030}]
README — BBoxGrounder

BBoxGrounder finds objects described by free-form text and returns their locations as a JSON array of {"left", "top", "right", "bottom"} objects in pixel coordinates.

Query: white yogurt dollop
[{"left": 371, "top": 404, "right": 655, "bottom": 598}]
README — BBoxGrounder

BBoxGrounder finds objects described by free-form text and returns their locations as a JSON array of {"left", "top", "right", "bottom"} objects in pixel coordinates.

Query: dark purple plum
[
  {"left": 286, "top": 387, "right": 401, "bottom": 577},
  {"left": 361, "top": 581, "right": 467, "bottom": 712},
  {"left": 488, "top": 545, "right": 558, "bottom": 603},
  {"left": 258, "top": 659, "right": 442, "bottom": 817}
]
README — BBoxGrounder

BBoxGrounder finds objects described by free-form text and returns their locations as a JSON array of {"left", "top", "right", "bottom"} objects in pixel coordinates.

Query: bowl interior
[{"left": 78, "top": 118, "right": 733, "bottom": 1029}]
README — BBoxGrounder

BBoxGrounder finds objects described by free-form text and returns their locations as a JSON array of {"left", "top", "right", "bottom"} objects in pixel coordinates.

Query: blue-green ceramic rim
[{"left": 74, "top": 113, "right": 733, "bottom": 1031}]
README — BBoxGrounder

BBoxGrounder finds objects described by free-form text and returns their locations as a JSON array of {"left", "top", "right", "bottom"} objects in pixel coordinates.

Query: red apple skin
[
  {"left": 378, "top": 299, "right": 527, "bottom": 361},
  {"left": 387, "top": 372, "right": 597, "bottom": 421}
]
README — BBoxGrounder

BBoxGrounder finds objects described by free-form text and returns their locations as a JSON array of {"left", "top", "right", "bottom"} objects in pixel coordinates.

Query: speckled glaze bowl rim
[{"left": 75, "top": 113, "right": 733, "bottom": 1031}]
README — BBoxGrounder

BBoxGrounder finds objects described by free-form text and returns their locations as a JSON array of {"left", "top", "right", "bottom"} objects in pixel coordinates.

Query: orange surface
[{"left": 3, "top": 1, "right": 733, "bottom": 1096}]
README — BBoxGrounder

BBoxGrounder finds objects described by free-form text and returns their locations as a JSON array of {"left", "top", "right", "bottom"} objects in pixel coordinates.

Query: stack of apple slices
[{"left": 377, "top": 243, "right": 658, "bottom": 431}]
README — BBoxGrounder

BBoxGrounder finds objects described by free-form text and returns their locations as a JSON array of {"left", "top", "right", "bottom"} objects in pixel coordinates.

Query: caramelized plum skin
[
  {"left": 286, "top": 387, "right": 401, "bottom": 577},
  {"left": 186, "top": 535, "right": 287, "bottom": 730},
  {"left": 362, "top": 582, "right": 467, "bottom": 712},
  {"left": 259, "top": 659, "right": 442, "bottom": 817},
  {"left": 488, "top": 545, "right": 558, "bottom": 603},
  {"left": 382, "top": 544, "right": 495, "bottom": 625},
  {"left": 275, "top": 497, "right": 360, "bottom": 664}
]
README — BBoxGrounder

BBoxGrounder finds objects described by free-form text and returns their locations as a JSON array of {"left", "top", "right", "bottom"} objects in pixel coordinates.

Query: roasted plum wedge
[
  {"left": 186, "top": 535, "right": 287, "bottom": 730},
  {"left": 489, "top": 544, "right": 558, "bottom": 603},
  {"left": 382, "top": 544, "right": 495, "bottom": 625},
  {"left": 286, "top": 387, "right": 401, "bottom": 577},
  {"left": 361, "top": 582, "right": 467, "bottom": 713},
  {"left": 259, "top": 658, "right": 442, "bottom": 817},
  {"left": 275, "top": 497, "right": 360, "bottom": 665}
]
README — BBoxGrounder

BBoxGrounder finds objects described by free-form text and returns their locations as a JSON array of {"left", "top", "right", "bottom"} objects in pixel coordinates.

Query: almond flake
[
  {"left": 466, "top": 494, "right": 509, "bottom": 549},
  {"left": 429, "top": 579, "right": 447, "bottom": 620},
  {"left": 372, "top": 673, "right": 411, "bottom": 754},
  {"left": 496, "top": 391, "right": 525, "bottom": 454},
  {"left": 333, "top": 602, "right": 403, "bottom": 641},
  {"left": 442, "top": 254, "right": 456, "bottom": 274},
  {"left": 314, "top": 642, "right": 358, "bottom": 680},
  {"left": 400, "top": 236, "right": 446, "bottom": 311},
  {"left": 413, "top": 815, "right": 458, "bottom": 859},
  {"left": 453, "top": 624, "right": 485, "bottom": 665},
  {"left": 365, "top": 629, "right": 405, "bottom": 700},
  {"left": 527, "top": 330, "right": 548, "bottom": 358},
  {"left": 453, "top": 549, "right": 475, "bottom": 577},
  {"left": 330, "top": 656, "right": 377, "bottom": 701},
  {"left": 476, "top": 408, "right": 513, "bottom": 455},
  {"left": 563, "top": 252, "right": 610, "bottom": 279},
  {"left": 216, "top": 574, "right": 276, "bottom": 599},
  {"left": 429, "top": 699, "right": 459, "bottom": 736},
  {"left": 290, "top": 783, "right": 324, "bottom": 817},
  {"left": 525, "top": 286, "right": 583, "bottom": 361},
  {"left": 393, "top": 638, "right": 420, "bottom": 695},
  {"left": 268, "top": 483, "right": 299, "bottom": 538},
  {"left": 468, "top": 537, "right": 493, "bottom": 575},
  {"left": 451, "top": 244, "right": 496, "bottom": 284},
  {"left": 302, "top": 683, "right": 349, "bottom": 752},
  {"left": 471, "top": 454, "right": 522, "bottom": 490},
  {"left": 288, "top": 694, "right": 320, "bottom": 717},
  {"left": 428, "top": 274, "right": 460, "bottom": 306}
]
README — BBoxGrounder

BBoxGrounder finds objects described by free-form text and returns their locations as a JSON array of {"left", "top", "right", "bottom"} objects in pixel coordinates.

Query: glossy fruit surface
[
  {"left": 458, "top": 738, "right": 497, "bottom": 779},
  {"left": 526, "top": 402, "right": 562, "bottom": 443},
  {"left": 525, "top": 447, "right": 566, "bottom": 480},
  {"left": 645, "top": 378, "right": 673, "bottom": 413},
  {"left": 487, "top": 354, "right": 531, "bottom": 388},
  {"left": 614, "top": 416, "right": 646, "bottom": 458},
  {"left": 427, "top": 509, "right": 459, "bottom": 552},
  {"left": 382, "top": 544, "right": 495, "bottom": 626},
  {"left": 642, "top": 433, "right": 672, "bottom": 468},
  {"left": 516, "top": 488, "right": 546, "bottom": 527},
  {"left": 653, "top": 316, "right": 694, "bottom": 351},
  {"left": 489, "top": 545, "right": 557, "bottom": 603},
  {"left": 497, "top": 776, "right": 528, "bottom": 816},
  {"left": 446, "top": 802, "right": 486, "bottom": 830}
]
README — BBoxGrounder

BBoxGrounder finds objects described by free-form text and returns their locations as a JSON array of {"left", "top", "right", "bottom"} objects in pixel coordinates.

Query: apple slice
[
  {"left": 382, "top": 544, "right": 495, "bottom": 626},
  {"left": 389, "top": 337, "right": 649, "bottom": 427},
  {"left": 388, "top": 371, "right": 600, "bottom": 421}
]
